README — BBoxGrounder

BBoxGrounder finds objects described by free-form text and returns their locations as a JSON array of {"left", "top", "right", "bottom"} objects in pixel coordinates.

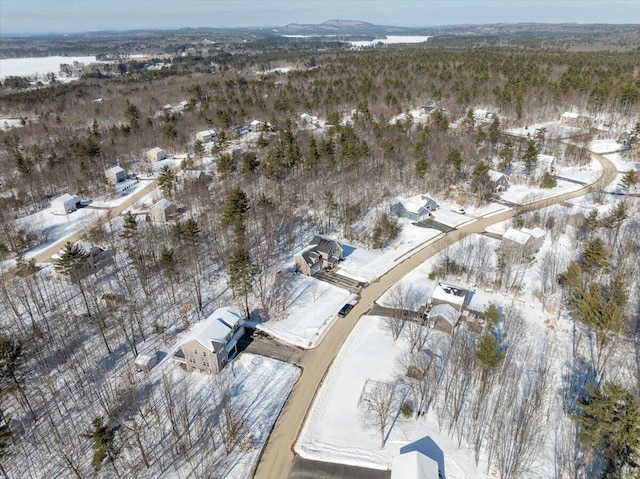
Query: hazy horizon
[{"left": 1, "top": 0, "right": 639, "bottom": 36}]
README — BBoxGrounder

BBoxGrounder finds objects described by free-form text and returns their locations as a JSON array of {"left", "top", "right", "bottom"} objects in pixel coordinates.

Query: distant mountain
[{"left": 280, "top": 19, "right": 414, "bottom": 36}]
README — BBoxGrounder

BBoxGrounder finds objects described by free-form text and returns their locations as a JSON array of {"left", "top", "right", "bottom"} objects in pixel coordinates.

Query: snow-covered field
[
  {"left": 296, "top": 315, "right": 493, "bottom": 477},
  {"left": 14, "top": 205, "right": 107, "bottom": 259},
  {"left": 256, "top": 272, "right": 354, "bottom": 348},
  {"left": 602, "top": 152, "right": 640, "bottom": 173},
  {"left": 506, "top": 121, "right": 584, "bottom": 139},
  {"left": 589, "top": 138, "right": 624, "bottom": 154},
  {"left": 556, "top": 157, "right": 603, "bottom": 184},
  {"left": 500, "top": 179, "right": 583, "bottom": 204},
  {"left": 0, "top": 117, "right": 24, "bottom": 130},
  {"left": 349, "top": 36, "right": 430, "bottom": 48},
  {"left": 0, "top": 55, "right": 97, "bottom": 79},
  {"left": 338, "top": 221, "right": 442, "bottom": 283}
]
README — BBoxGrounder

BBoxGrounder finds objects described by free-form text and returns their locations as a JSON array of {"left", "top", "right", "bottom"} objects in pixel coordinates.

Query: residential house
[
  {"left": 149, "top": 199, "right": 178, "bottom": 223},
  {"left": 195, "top": 129, "right": 217, "bottom": 143},
  {"left": 173, "top": 307, "right": 245, "bottom": 374},
  {"left": 146, "top": 147, "right": 167, "bottom": 162},
  {"left": 427, "top": 303, "right": 460, "bottom": 333},
  {"left": 391, "top": 451, "right": 440, "bottom": 479},
  {"left": 561, "top": 112, "right": 592, "bottom": 129},
  {"left": 105, "top": 165, "right": 126, "bottom": 184},
  {"left": 536, "top": 154, "right": 557, "bottom": 177},
  {"left": 134, "top": 353, "right": 157, "bottom": 373},
  {"left": 51, "top": 194, "right": 80, "bottom": 215},
  {"left": 390, "top": 195, "right": 439, "bottom": 222},
  {"left": 177, "top": 169, "right": 210, "bottom": 185},
  {"left": 488, "top": 169, "right": 510, "bottom": 192},
  {"left": 295, "top": 235, "right": 344, "bottom": 276},
  {"left": 502, "top": 226, "right": 546, "bottom": 257},
  {"left": 55, "top": 246, "right": 113, "bottom": 282},
  {"left": 429, "top": 281, "right": 469, "bottom": 313}
]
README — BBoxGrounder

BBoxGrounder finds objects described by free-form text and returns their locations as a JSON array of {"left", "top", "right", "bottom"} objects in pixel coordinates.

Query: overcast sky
[{"left": 1, "top": 0, "right": 638, "bottom": 35}]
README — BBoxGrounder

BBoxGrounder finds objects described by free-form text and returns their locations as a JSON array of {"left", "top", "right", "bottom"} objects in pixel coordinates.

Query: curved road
[{"left": 253, "top": 151, "right": 617, "bottom": 479}]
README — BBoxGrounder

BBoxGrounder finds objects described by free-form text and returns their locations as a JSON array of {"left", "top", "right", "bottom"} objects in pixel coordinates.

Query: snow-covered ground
[
  {"left": 589, "top": 139, "right": 624, "bottom": 154},
  {"left": 296, "top": 315, "right": 494, "bottom": 477},
  {"left": 0, "top": 117, "right": 24, "bottom": 130},
  {"left": 430, "top": 209, "right": 473, "bottom": 228},
  {"left": 0, "top": 55, "right": 98, "bottom": 79},
  {"left": 500, "top": 179, "right": 583, "bottom": 204},
  {"left": 338, "top": 221, "right": 442, "bottom": 283},
  {"left": 14, "top": 205, "right": 107, "bottom": 260},
  {"left": 256, "top": 272, "right": 354, "bottom": 348},
  {"left": 506, "top": 120, "right": 584, "bottom": 139},
  {"left": 556, "top": 156, "right": 603, "bottom": 184},
  {"left": 602, "top": 152, "right": 640, "bottom": 173},
  {"left": 349, "top": 36, "right": 430, "bottom": 48}
]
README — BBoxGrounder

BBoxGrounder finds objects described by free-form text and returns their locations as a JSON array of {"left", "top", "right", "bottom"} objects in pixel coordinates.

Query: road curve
[{"left": 253, "top": 151, "right": 617, "bottom": 479}]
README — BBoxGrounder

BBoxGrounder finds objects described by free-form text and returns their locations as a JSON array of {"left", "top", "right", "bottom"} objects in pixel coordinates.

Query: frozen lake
[{"left": 0, "top": 55, "right": 97, "bottom": 79}]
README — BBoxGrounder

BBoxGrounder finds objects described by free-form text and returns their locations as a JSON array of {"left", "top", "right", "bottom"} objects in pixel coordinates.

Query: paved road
[
  {"left": 289, "top": 456, "right": 390, "bottom": 479},
  {"left": 253, "top": 151, "right": 617, "bottom": 479},
  {"left": 31, "top": 179, "right": 158, "bottom": 264}
]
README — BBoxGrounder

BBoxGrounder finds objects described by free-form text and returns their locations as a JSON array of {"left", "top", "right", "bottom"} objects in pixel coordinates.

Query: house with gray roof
[
  {"left": 390, "top": 194, "right": 438, "bottom": 222},
  {"left": 295, "top": 235, "right": 344, "bottom": 276}
]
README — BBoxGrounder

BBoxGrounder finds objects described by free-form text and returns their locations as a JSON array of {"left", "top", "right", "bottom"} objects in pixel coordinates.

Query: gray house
[
  {"left": 502, "top": 227, "right": 546, "bottom": 258},
  {"left": 488, "top": 170, "right": 510, "bottom": 192},
  {"left": 390, "top": 195, "right": 438, "bottom": 222},
  {"left": 173, "top": 307, "right": 245, "bottom": 374},
  {"left": 295, "top": 235, "right": 344, "bottom": 276},
  {"left": 106, "top": 165, "right": 126, "bottom": 184},
  {"left": 149, "top": 199, "right": 177, "bottom": 223},
  {"left": 51, "top": 194, "right": 81, "bottom": 215}
]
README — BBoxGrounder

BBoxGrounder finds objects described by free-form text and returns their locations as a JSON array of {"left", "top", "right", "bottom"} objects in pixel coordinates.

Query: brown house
[
  {"left": 295, "top": 235, "right": 344, "bottom": 276},
  {"left": 173, "top": 307, "right": 245, "bottom": 374}
]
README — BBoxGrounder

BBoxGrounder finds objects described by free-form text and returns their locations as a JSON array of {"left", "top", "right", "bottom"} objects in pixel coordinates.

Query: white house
[
  {"left": 390, "top": 194, "right": 438, "bottom": 222},
  {"left": 146, "top": 147, "right": 167, "bottom": 162},
  {"left": 51, "top": 194, "right": 80, "bottom": 215},
  {"left": 488, "top": 169, "right": 510, "bottom": 192},
  {"left": 391, "top": 451, "right": 439, "bottom": 479},
  {"left": 105, "top": 165, "right": 126, "bottom": 184},
  {"left": 502, "top": 226, "right": 546, "bottom": 257},
  {"left": 195, "top": 129, "right": 217, "bottom": 143},
  {"left": 173, "top": 307, "right": 245, "bottom": 374},
  {"left": 536, "top": 154, "right": 557, "bottom": 176}
]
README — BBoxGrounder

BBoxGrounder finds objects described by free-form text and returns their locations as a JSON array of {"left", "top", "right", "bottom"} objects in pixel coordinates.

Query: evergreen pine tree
[
  {"left": 522, "top": 139, "right": 539, "bottom": 172},
  {"left": 83, "top": 416, "right": 117, "bottom": 472},
  {"left": 581, "top": 237, "right": 610, "bottom": 273}
]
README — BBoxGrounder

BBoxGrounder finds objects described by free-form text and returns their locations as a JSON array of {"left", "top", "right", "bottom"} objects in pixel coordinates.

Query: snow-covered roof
[
  {"left": 250, "top": 119, "right": 263, "bottom": 126},
  {"left": 181, "top": 307, "right": 243, "bottom": 352},
  {"left": 398, "top": 195, "right": 437, "bottom": 214},
  {"left": 488, "top": 169, "right": 507, "bottom": 182},
  {"left": 148, "top": 146, "right": 164, "bottom": 154},
  {"left": 522, "top": 226, "right": 546, "bottom": 240},
  {"left": 106, "top": 165, "right": 125, "bottom": 174},
  {"left": 391, "top": 451, "right": 439, "bottom": 479},
  {"left": 429, "top": 303, "right": 460, "bottom": 325},
  {"left": 431, "top": 282, "right": 467, "bottom": 307},
  {"left": 151, "top": 198, "right": 175, "bottom": 211},
  {"left": 196, "top": 129, "right": 216, "bottom": 137},
  {"left": 52, "top": 193, "right": 79, "bottom": 204},
  {"left": 503, "top": 227, "right": 531, "bottom": 246},
  {"left": 134, "top": 353, "right": 155, "bottom": 367},
  {"left": 537, "top": 154, "right": 556, "bottom": 165},
  {"left": 562, "top": 111, "right": 580, "bottom": 119}
]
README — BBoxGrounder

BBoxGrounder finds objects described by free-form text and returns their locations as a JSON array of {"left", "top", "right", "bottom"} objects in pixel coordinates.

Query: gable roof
[
  {"left": 181, "top": 307, "right": 243, "bottom": 352},
  {"left": 503, "top": 227, "right": 532, "bottom": 246},
  {"left": 522, "top": 226, "right": 546, "bottom": 240},
  {"left": 429, "top": 303, "right": 460, "bottom": 325},
  {"left": 396, "top": 194, "right": 437, "bottom": 215},
  {"left": 52, "top": 193, "right": 79, "bottom": 204},
  {"left": 391, "top": 451, "right": 439, "bottom": 479},
  {"left": 148, "top": 146, "right": 165, "bottom": 154},
  {"left": 311, "top": 235, "right": 341, "bottom": 256},
  {"left": 106, "top": 165, "right": 125, "bottom": 175},
  {"left": 151, "top": 198, "right": 175, "bottom": 211},
  {"left": 431, "top": 281, "right": 468, "bottom": 307},
  {"left": 488, "top": 169, "right": 508, "bottom": 182}
]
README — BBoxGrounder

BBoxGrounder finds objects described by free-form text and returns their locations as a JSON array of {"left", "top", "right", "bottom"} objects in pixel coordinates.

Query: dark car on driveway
[{"left": 338, "top": 303, "right": 354, "bottom": 318}]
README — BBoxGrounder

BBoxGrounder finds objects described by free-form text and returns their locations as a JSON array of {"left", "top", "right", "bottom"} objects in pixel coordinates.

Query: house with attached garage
[
  {"left": 502, "top": 226, "right": 546, "bottom": 258},
  {"left": 390, "top": 194, "right": 438, "bottom": 222},
  {"left": 295, "top": 235, "right": 344, "bottom": 276},
  {"left": 149, "top": 198, "right": 178, "bottom": 224},
  {"left": 427, "top": 303, "right": 461, "bottom": 333},
  {"left": 429, "top": 281, "right": 470, "bottom": 313},
  {"left": 195, "top": 129, "right": 217, "bottom": 143},
  {"left": 146, "top": 147, "right": 167, "bottom": 162},
  {"left": 173, "top": 307, "right": 245, "bottom": 374},
  {"left": 51, "top": 193, "right": 81, "bottom": 215}
]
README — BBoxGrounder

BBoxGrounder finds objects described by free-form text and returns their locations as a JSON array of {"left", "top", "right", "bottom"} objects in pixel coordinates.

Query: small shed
[
  {"left": 249, "top": 120, "right": 265, "bottom": 132},
  {"left": 134, "top": 353, "right": 157, "bottom": 372},
  {"left": 391, "top": 451, "right": 439, "bottom": 479},
  {"left": 105, "top": 165, "right": 126, "bottom": 184},
  {"left": 147, "top": 147, "right": 167, "bottom": 162},
  {"left": 195, "top": 129, "right": 217, "bottom": 143},
  {"left": 51, "top": 194, "right": 80, "bottom": 215},
  {"left": 149, "top": 199, "right": 177, "bottom": 223}
]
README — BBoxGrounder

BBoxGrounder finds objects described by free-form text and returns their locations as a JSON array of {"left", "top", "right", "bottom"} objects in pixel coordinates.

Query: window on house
[
  {"left": 193, "top": 349, "right": 198, "bottom": 355},
  {"left": 189, "top": 358, "right": 196, "bottom": 364},
  {"left": 202, "top": 351, "right": 207, "bottom": 357},
  {"left": 203, "top": 361, "right": 210, "bottom": 367}
]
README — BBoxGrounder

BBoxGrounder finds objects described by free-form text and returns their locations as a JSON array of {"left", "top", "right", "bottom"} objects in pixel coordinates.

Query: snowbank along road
[{"left": 252, "top": 150, "right": 617, "bottom": 479}]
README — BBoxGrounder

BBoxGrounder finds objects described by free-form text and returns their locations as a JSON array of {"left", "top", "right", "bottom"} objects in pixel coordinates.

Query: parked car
[
  {"left": 338, "top": 303, "right": 354, "bottom": 318},
  {"left": 453, "top": 205, "right": 466, "bottom": 214}
]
